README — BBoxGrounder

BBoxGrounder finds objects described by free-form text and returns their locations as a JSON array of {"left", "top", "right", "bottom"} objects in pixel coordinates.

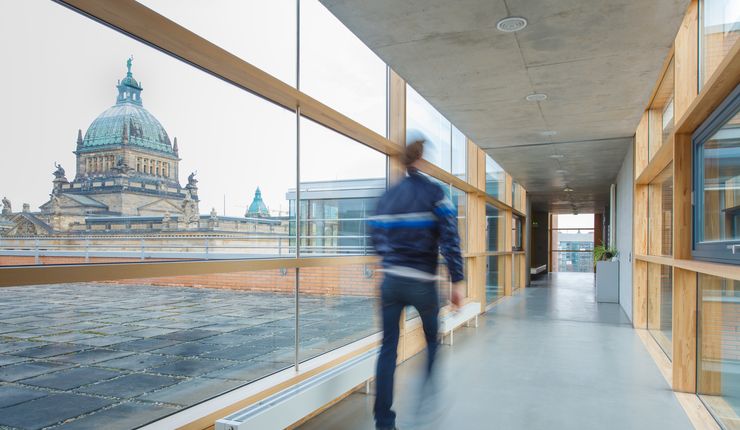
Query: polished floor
[{"left": 300, "top": 273, "right": 695, "bottom": 430}]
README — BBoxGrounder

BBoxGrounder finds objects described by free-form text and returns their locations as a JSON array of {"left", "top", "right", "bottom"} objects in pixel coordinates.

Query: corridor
[{"left": 300, "top": 273, "right": 694, "bottom": 430}]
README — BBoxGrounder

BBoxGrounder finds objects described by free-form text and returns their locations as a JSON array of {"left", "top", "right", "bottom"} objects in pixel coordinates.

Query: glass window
[
  {"left": 452, "top": 126, "right": 467, "bottom": 180},
  {"left": 647, "top": 264, "right": 673, "bottom": 359},
  {"left": 296, "top": 117, "right": 387, "bottom": 255},
  {"left": 512, "top": 215, "right": 523, "bottom": 251},
  {"left": 406, "top": 84, "right": 452, "bottom": 171},
  {"left": 486, "top": 255, "right": 504, "bottom": 303},
  {"left": 486, "top": 204, "right": 502, "bottom": 252},
  {"left": 693, "top": 88, "right": 740, "bottom": 263},
  {"left": 137, "top": 0, "right": 297, "bottom": 86},
  {"left": 0, "top": 1, "right": 297, "bottom": 265},
  {"left": 697, "top": 273, "right": 740, "bottom": 427},
  {"left": 648, "top": 164, "right": 674, "bottom": 256},
  {"left": 700, "top": 0, "right": 740, "bottom": 88},
  {"left": 485, "top": 155, "right": 505, "bottom": 201},
  {"left": 550, "top": 214, "right": 594, "bottom": 273},
  {"left": 451, "top": 186, "right": 468, "bottom": 252},
  {"left": 300, "top": 0, "right": 387, "bottom": 136},
  {"left": 649, "top": 58, "right": 675, "bottom": 159}
]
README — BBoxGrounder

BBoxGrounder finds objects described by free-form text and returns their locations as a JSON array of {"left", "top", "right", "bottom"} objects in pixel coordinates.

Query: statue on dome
[
  {"left": 187, "top": 171, "right": 198, "bottom": 188},
  {"left": 1, "top": 197, "right": 11, "bottom": 215},
  {"left": 53, "top": 162, "right": 66, "bottom": 180}
]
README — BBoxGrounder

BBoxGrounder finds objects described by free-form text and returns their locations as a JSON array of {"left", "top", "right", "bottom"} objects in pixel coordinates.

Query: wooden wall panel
[
  {"left": 634, "top": 259, "right": 648, "bottom": 329},
  {"left": 673, "top": 267, "right": 697, "bottom": 393},
  {"left": 674, "top": 0, "right": 699, "bottom": 122},
  {"left": 673, "top": 134, "right": 693, "bottom": 259},
  {"left": 635, "top": 112, "right": 650, "bottom": 178}
]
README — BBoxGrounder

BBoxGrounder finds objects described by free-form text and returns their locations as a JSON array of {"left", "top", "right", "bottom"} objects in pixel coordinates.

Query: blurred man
[{"left": 369, "top": 137, "right": 464, "bottom": 430}]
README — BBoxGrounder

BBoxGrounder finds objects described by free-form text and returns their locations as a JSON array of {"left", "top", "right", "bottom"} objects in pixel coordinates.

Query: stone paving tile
[
  {"left": 0, "top": 324, "right": 31, "bottom": 335},
  {"left": 140, "top": 377, "right": 245, "bottom": 406},
  {"left": 0, "top": 361, "right": 73, "bottom": 382},
  {"left": 21, "top": 366, "right": 124, "bottom": 390},
  {"left": 56, "top": 401, "right": 181, "bottom": 430},
  {"left": 202, "top": 359, "right": 291, "bottom": 382},
  {"left": 86, "top": 325, "right": 139, "bottom": 335},
  {"left": 149, "top": 341, "right": 226, "bottom": 358},
  {"left": 149, "top": 358, "right": 235, "bottom": 377},
  {"left": 203, "top": 344, "right": 276, "bottom": 362},
  {"left": 199, "top": 333, "right": 259, "bottom": 346},
  {"left": 0, "top": 385, "right": 48, "bottom": 408},
  {"left": 50, "top": 348, "right": 135, "bottom": 365},
  {"left": 3, "top": 328, "right": 63, "bottom": 340},
  {"left": 72, "top": 335, "right": 139, "bottom": 347},
  {"left": 155, "top": 329, "right": 221, "bottom": 342},
  {"left": 113, "top": 338, "right": 183, "bottom": 352},
  {"left": 14, "top": 343, "right": 86, "bottom": 359},
  {"left": 97, "top": 353, "right": 179, "bottom": 372},
  {"left": 118, "top": 327, "right": 178, "bottom": 338},
  {"left": 0, "top": 393, "right": 113, "bottom": 430},
  {"left": 0, "top": 355, "right": 29, "bottom": 367},
  {"left": 32, "top": 332, "right": 101, "bottom": 343},
  {"left": 0, "top": 341, "right": 42, "bottom": 354},
  {"left": 77, "top": 373, "right": 181, "bottom": 398},
  {"left": 55, "top": 321, "right": 108, "bottom": 331}
]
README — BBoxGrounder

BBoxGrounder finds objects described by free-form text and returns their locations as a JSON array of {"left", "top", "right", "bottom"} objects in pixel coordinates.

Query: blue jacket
[{"left": 369, "top": 169, "right": 464, "bottom": 283}]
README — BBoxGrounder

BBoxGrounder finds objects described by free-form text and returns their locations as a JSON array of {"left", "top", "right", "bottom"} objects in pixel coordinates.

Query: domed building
[{"left": 39, "top": 58, "right": 197, "bottom": 220}]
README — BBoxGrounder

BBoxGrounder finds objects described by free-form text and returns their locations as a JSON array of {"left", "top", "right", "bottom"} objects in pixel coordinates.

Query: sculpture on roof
[
  {"left": 53, "top": 162, "right": 66, "bottom": 180},
  {"left": 1, "top": 197, "right": 11, "bottom": 215}
]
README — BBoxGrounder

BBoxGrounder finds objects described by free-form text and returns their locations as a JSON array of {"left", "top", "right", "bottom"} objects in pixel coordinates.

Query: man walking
[{"left": 369, "top": 138, "right": 465, "bottom": 430}]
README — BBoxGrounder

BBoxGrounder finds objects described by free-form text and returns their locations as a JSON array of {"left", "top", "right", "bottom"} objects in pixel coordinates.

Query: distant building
[{"left": 555, "top": 232, "right": 594, "bottom": 272}]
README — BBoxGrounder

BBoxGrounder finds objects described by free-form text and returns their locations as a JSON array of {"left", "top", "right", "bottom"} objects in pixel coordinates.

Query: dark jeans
[{"left": 374, "top": 273, "right": 439, "bottom": 429}]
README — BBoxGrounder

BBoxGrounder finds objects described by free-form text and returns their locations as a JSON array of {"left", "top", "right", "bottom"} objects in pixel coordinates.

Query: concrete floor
[{"left": 299, "top": 272, "right": 695, "bottom": 430}]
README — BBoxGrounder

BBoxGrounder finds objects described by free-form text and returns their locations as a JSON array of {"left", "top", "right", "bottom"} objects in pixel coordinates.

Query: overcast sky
[{"left": 0, "top": 0, "right": 387, "bottom": 216}]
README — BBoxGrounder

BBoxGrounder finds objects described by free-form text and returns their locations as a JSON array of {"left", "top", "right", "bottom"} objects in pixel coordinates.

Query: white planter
[{"left": 596, "top": 260, "right": 619, "bottom": 303}]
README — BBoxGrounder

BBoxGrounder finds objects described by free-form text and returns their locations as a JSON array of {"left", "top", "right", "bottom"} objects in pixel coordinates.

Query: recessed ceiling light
[
  {"left": 541, "top": 130, "right": 557, "bottom": 136},
  {"left": 549, "top": 154, "right": 564, "bottom": 159},
  {"left": 526, "top": 93, "right": 548, "bottom": 102},
  {"left": 496, "top": 16, "right": 528, "bottom": 33},
  {"left": 555, "top": 169, "right": 568, "bottom": 174},
  {"left": 563, "top": 187, "right": 574, "bottom": 192}
]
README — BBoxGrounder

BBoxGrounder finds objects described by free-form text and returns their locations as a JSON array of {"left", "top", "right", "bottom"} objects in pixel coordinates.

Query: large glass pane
[
  {"left": 647, "top": 264, "right": 673, "bottom": 359},
  {"left": 699, "top": 110, "right": 740, "bottom": 245},
  {"left": 512, "top": 215, "right": 523, "bottom": 251},
  {"left": 485, "top": 155, "right": 505, "bottom": 201},
  {"left": 451, "top": 186, "right": 467, "bottom": 252},
  {"left": 486, "top": 255, "right": 504, "bottom": 303},
  {"left": 138, "top": 0, "right": 297, "bottom": 86},
  {"left": 698, "top": 273, "right": 740, "bottom": 429},
  {"left": 406, "top": 84, "right": 452, "bottom": 171},
  {"left": 0, "top": 268, "right": 296, "bottom": 427},
  {"left": 0, "top": 1, "right": 296, "bottom": 266},
  {"left": 300, "top": 0, "right": 387, "bottom": 136},
  {"left": 648, "top": 58, "right": 675, "bottom": 159},
  {"left": 452, "top": 126, "right": 467, "bottom": 180},
  {"left": 297, "top": 117, "right": 386, "bottom": 255},
  {"left": 298, "top": 263, "right": 380, "bottom": 362},
  {"left": 700, "top": 0, "right": 740, "bottom": 88},
  {"left": 648, "top": 164, "right": 674, "bottom": 256}
]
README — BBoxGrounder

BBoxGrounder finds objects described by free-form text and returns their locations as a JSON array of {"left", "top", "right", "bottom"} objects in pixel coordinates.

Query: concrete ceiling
[{"left": 320, "top": 0, "right": 688, "bottom": 213}]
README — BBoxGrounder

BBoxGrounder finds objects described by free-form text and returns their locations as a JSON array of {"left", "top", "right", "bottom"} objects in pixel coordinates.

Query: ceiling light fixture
[
  {"left": 541, "top": 130, "right": 557, "bottom": 137},
  {"left": 555, "top": 169, "right": 568, "bottom": 174},
  {"left": 496, "top": 16, "right": 528, "bottom": 33},
  {"left": 549, "top": 154, "right": 564, "bottom": 159},
  {"left": 563, "top": 187, "right": 574, "bottom": 192},
  {"left": 526, "top": 93, "right": 548, "bottom": 102}
]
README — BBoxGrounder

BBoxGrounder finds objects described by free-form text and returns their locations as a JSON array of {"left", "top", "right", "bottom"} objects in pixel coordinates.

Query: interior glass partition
[
  {"left": 698, "top": 273, "right": 740, "bottom": 429},
  {"left": 550, "top": 214, "right": 595, "bottom": 273}
]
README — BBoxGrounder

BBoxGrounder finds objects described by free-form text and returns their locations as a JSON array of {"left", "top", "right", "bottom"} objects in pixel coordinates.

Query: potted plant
[{"left": 593, "top": 245, "right": 619, "bottom": 303}]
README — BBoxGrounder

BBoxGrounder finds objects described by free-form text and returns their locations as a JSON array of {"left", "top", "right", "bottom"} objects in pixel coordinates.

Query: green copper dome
[
  {"left": 77, "top": 58, "right": 175, "bottom": 155},
  {"left": 246, "top": 187, "right": 270, "bottom": 217}
]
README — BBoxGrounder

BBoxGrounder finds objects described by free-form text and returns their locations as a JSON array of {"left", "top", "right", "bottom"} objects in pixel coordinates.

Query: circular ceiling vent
[
  {"left": 526, "top": 93, "right": 548, "bottom": 102},
  {"left": 496, "top": 16, "right": 528, "bottom": 33}
]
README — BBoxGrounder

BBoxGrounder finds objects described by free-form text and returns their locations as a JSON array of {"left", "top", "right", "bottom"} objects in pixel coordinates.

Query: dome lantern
[{"left": 117, "top": 56, "right": 143, "bottom": 106}]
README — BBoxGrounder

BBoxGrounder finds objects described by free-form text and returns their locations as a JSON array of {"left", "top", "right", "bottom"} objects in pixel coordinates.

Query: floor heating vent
[{"left": 216, "top": 349, "right": 378, "bottom": 430}]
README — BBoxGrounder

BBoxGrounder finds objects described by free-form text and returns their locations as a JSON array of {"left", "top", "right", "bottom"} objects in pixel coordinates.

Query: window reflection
[
  {"left": 700, "top": 111, "right": 740, "bottom": 244},
  {"left": 649, "top": 164, "right": 673, "bottom": 256},
  {"left": 406, "top": 84, "right": 452, "bottom": 171},
  {"left": 647, "top": 264, "right": 673, "bottom": 359},
  {"left": 700, "top": 0, "right": 740, "bottom": 87},
  {"left": 485, "top": 155, "right": 505, "bottom": 201}
]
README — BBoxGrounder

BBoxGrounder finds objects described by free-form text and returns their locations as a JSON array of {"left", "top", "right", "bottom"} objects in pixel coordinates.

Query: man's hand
[{"left": 451, "top": 282, "right": 465, "bottom": 309}]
